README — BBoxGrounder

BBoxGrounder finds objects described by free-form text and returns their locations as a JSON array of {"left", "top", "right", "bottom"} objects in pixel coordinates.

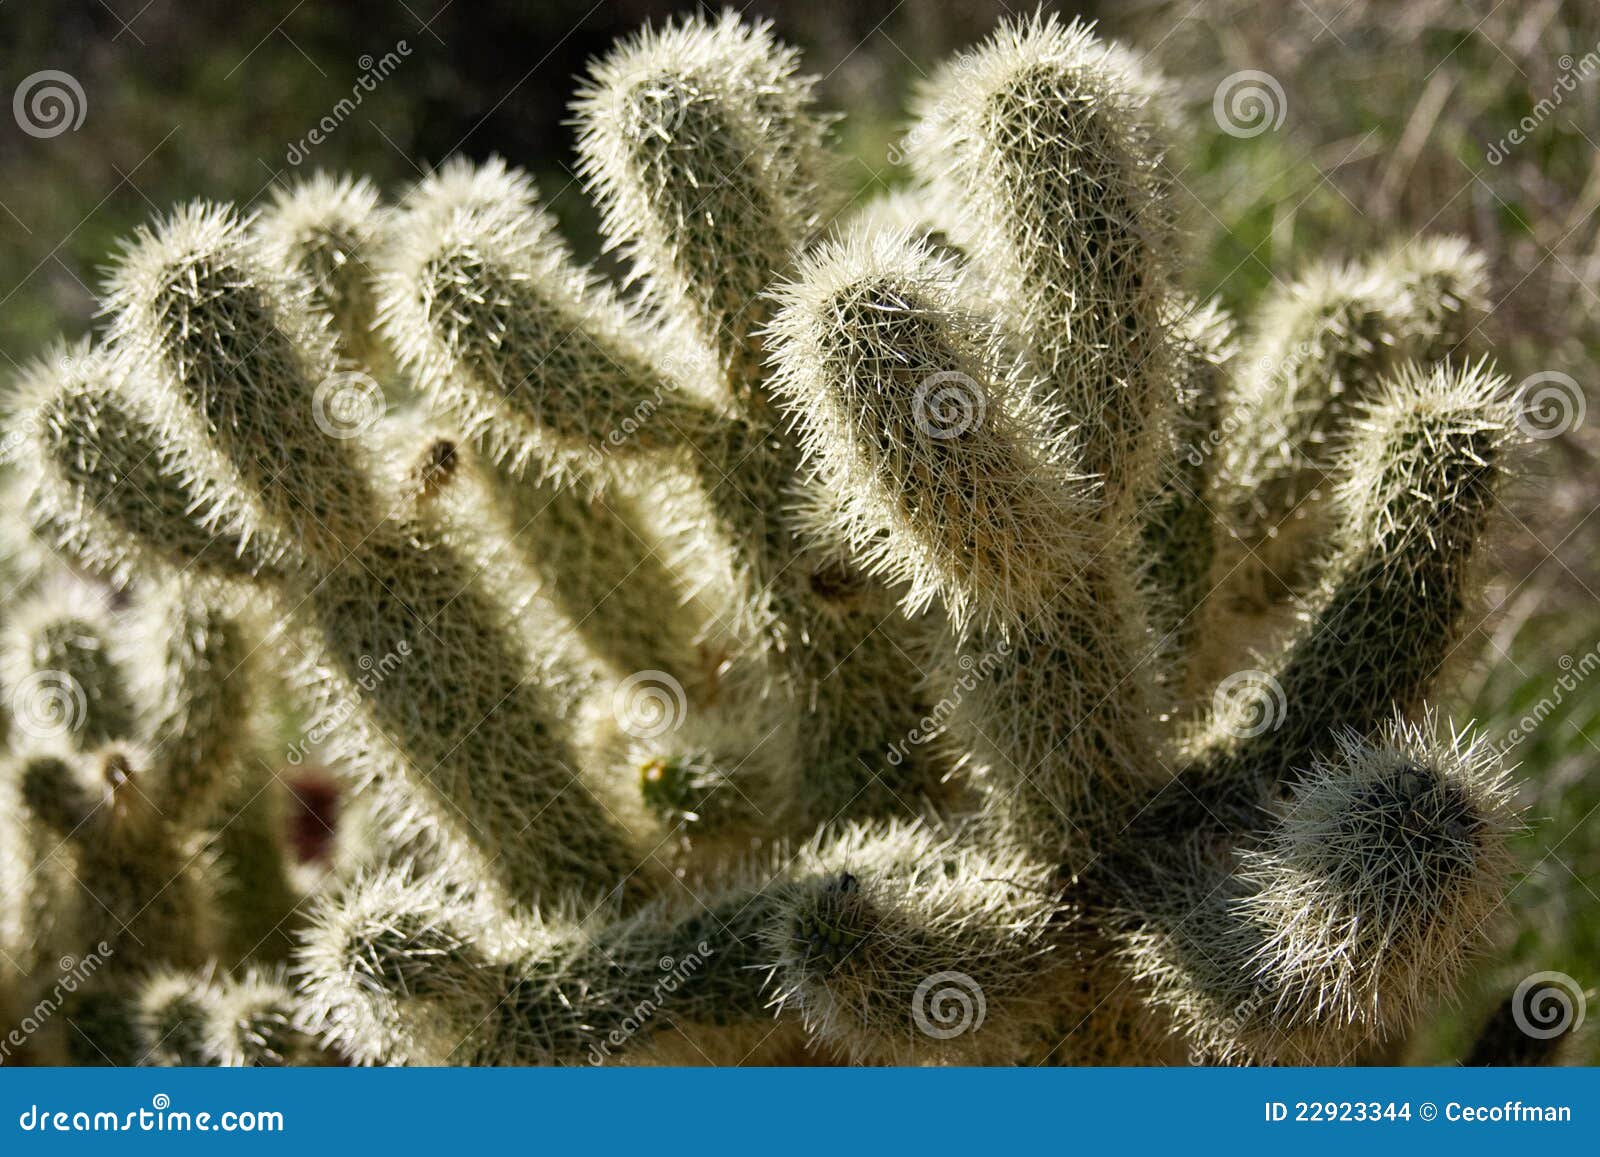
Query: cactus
[
  {"left": 0, "top": 571, "right": 283, "bottom": 1063},
  {"left": 1, "top": 10, "right": 1547, "bottom": 1067}
]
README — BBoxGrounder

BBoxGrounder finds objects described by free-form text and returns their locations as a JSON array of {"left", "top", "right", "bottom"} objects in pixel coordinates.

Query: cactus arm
[
  {"left": 767, "top": 822, "right": 1061, "bottom": 1064},
  {"left": 572, "top": 13, "right": 829, "bottom": 628},
  {"left": 1187, "top": 360, "right": 1514, "bottom": 806},
  {"left": 295, "top": 525, "right": 647, "bottom": 906},
  {"left": 1205, "top": 240, "right": 1489, "bottom": 619},
  {"left": 299, "top": 863, "right": 789, "bottom": 1065},
  {"left": 254, "top": 172, "right": 389, "bottom": 374},
  {"left": 1140, "top": 298, "right": 1236, "bottom": 665},
  {"left": 1109, "top": 716, "right": 1516, "bottom": 1064},
  {"left": 16, "top": 744, "right": 219, "bottom": 972},
  {"left": 909, "top": 12, "right": 1173, "bottom": 506},
  {"left": 0, "top": 590, "right": 138, "bottom": 747},
  {"left": 573, "top": 16, "right": 952, "bottom": 839},
  {"left": 767, "top": 229, "right": 1094, "bottom": 636},
  {"left": 103, "top": 203, "right": 374, "bottom": 561},
  {"left": 137, "top": 588, "right": 254, "bottom": 827},
  {"left": 378, "top": 159, "right": 722, "bottom": 483},
  {"left": 17, "top": 341, "right": 274, "bottom": 583},
  {"left": 573, "top": 12, "right": 833, "bottom": 400},
  {"left": 768, "top": 229, "right": 1162, "bottom": 868}
]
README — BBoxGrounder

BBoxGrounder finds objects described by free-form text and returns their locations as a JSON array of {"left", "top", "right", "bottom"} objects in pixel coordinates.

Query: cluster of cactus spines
[
  {"left": 40, "top": 197, "right": 653, "bottom": 909},
  {"left": 767, "top": 228, "right": 1161, "bottom": 870},
  {"left": 123, "top": 965, "right": 315, "bottom": 1067},
  {"left": 0, "top": 571, "right": 280, "bottom": 1063},
  {"left": 1203, "top": 237, "right": 1489, "bottom": 634},
  {"left": 1112, "top": 715, "right": 1516, "bottom": 1065},
  {"left": 303, "top": 821, "right": 1055, "bottom": 1067},
  {"left": 909, "top": 13, "right": 1173, "bottom": 504},
  {"left": 1, "top": 9, "right": 1545, "bottom": 1068}
]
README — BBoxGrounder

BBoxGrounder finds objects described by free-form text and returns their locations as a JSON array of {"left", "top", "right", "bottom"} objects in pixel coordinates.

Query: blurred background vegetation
[{"left": 2, "top": 0, "right": 1595, "bottom": 1063}]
